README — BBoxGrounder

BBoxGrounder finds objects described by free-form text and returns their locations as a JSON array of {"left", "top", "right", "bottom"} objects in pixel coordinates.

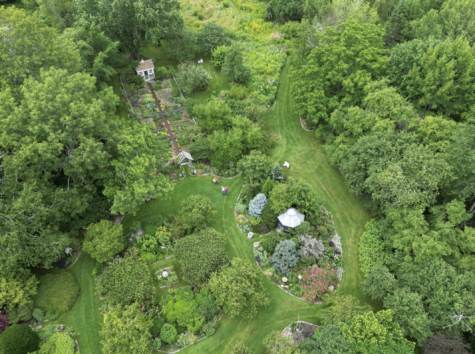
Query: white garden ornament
[{"left": 247, "top": 232, "right": 254, "bottom": 239}]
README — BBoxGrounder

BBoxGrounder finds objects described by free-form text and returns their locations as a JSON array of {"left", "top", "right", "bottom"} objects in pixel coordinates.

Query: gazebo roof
[
  {"left": 136, "top": 59, "right": 154, "bottom": 72},
  {"left": 278, "top": 208, "right": 305, "bottom": 228}
]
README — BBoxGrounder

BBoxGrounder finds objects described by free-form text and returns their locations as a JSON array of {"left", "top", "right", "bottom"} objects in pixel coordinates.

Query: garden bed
[
  {"left": 155, "top": 265, "right": 179, "bottom": 288},
  {"left": 281, "top": 321, "right": 319, "bottom": 346}
]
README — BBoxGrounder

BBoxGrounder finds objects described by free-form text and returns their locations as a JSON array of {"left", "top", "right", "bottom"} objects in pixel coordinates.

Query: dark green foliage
[
  {"left": 0, "top": 324, "right": 39, "bottom": 354},
  {"left": 150, "top": 317, "right": 165, "bottom": 337},
  {"left": 164, "top": 29, "right": 198, "bottom": 62},
  {"left": 196, "top": 295, "right": 219, "bottom": 321},
  {"left": 175, "top": 228, "right": 227, "bottom": 285},
  {"left": 294, "top": 221, "right": 314, "bottom": 237},
  {"left": 130, "top": 221, "right": 142, "bottom": 233},
  {"left": 101, "top": 256, "right": 154, "bottom": 306},
  {"left": 144, "top": 224, "right": 157, "bottom": 236},
  {"left": 222, "top": 44, "right": 251, "bottom": 84},
  {"left": 197, "top": 23, "right": 230, "bottom": 53},
  {"left": 128, "top": 74, "right": 145, "bottom": 90},
  {"left": 189, "top": 137, "right": 211, "bottom": 160},
  {"left": 261, "top": 203, "right": 278, "bottom": 229},
  {"left": 268, "top": 0, "right": 304, "bottom": 21},
  {"left": 32, "top": 308, "right": 44, "bottom": 322},
  {"left": 260, "top": 232, "right": 282, "bottom": 254},
  {"left": 290, "top": 284, "right": 303, "bottom": 297},
  {"left": 423, "top": 332, "right": 470, "bottom": 354},
  {"left": 33, "top": 272, "right": 79, "bottom": 313},
  {"left": 142, "top": 215, "right": 164, "bottom": 227},
  {"left": 271, "top": 240, "right": 300, "bottom": 275},
  {"left": 7, "top": 302, "right": 33, "bottom": 325},
  {"left": 299, "top": 325, "right": 349, "bottom": 354},
  {"left": 261, "top": 177, "right": 274, "bottom": 197},
  {"left": 160, "top": 324, "right": 177, "bottom": 344}
]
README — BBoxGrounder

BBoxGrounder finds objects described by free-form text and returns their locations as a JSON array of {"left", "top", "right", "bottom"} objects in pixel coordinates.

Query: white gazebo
[
  {"left": 136, "top": 59, "right": 155, "bottom": 81},
  {"left": 278, "top": 208, "right": 305, "bottom": 232}
]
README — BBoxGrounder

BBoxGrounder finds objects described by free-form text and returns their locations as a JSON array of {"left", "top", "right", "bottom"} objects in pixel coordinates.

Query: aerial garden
[{"left": 2, "top": 0, "right": 475, "bottom": 353}]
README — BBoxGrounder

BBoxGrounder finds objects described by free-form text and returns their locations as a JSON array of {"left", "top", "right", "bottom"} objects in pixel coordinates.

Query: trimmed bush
[
  {"left": 150, "top": 317, "right": 165, "bottom": 337},
  {"left": 249, "top": 193, "right": 267, "bottom": 218},
  {"left": 33, "top": 272, "right": 79, "bottom": 313},
  {"left": 41, "top": 332, "right": 75, "bottom": 354},
  {"left": 32, "top": 308, "right": 44, "bottom": 322},
  {"left": 271, "top": 240, "right": 300, "bottom": 276},
  {"left": 160, "top": 324, "right": 177, "bottom": 344},
  {"left": 0, "top": 324, "right": 39, "bottom": 354},
  {"left": 260, "top": 232, "right": 282, "bottom": 254}
]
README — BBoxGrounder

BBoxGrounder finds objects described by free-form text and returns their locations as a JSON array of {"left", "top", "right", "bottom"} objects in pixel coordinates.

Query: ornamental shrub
[
  {"left": 270, "top": 163, "right": 284, "bottom": 182},
  {"left": 160, "top": 324, "right": 177, "bottom": 344},
  {"left": 144, "top": 224, "right": 158, "bottom": 236},
  {"left": 128, "top": 74, "right": 145, "bottom": 90},
  {"left": 7, "top": 302, "right": 33, "bottom": 324},
  {"left": 150, "top": 317, "right": 165, "bottom": 337},
  {"left": 260, "top": 232, "right": 282, "bottom": 254},
  {"left": 176, "top": 331, "right": 197, "bottom": 348},
  {"left": 33, "top": 272, "right": 79, "bottom": 314},
  {"left": 211, "top": 45, "right": 228, "bottom": 67},
  {"left": 300, "top": 266, "right": 338, "bottom": 302},
  {"left": 249, "top": 193, "right": 268, "bottom": 218},
  {"left": 43, "top": 332, "right": 75, "bottom": 354},
  {"left": 359, "top": 220, "right": 391, "bottom": 276},
  {"left": 271, "top": 240, "right": 299, "bottom": 275},
  {"left": 201, "top": 316, "right": 218, "bottom": 336},
  {"left": 32, "top": 308, "right": 44, "bottom": 322},
  {"left": 261, "top": 203, "right": 278, "bottom": 229},
  {"left": 290, "top": 284, "right": 304, "bottom": 297},
  {"left": 0, "top": 324, "right": 39, "bottom": 354},
  {"left": 152, "top": 338, "right": 162, "bottom": 350}
]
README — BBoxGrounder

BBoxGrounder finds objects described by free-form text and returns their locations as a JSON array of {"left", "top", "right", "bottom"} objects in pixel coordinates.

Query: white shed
[
  {"left": 136, "top": 59, "right": 155, "bottom": 81},
  {"left": 278, "top": 208, "right": 305, "bottom": 232}
]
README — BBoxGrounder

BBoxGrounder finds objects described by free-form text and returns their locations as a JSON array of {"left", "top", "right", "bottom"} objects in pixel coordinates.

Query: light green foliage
[
  {"left": 128, "top": 74, "right": 146, "bottom": 90},
  {"left": 197, "top": 23, "right": 230, "bottom": 53},
  {"left": 0, "top": 324, "right": 39, "bottom": 354},
  {"left": 160, "top": 324, "right": 177, "bottom": 344},
  {"left": 358, "top": 220, "right": 391, "bottom": 276},
  {"left": 36, "top": 0, "right": 75, "bottom": 29},
  {"left": 34, "top": 272, "right": 79, "bottom": 314},
  {"left": 176, "top": 62, "right": 211, "bottom": 96},
  {"left": 400, "top": 36, "right": 475, "bottom": 119},
  {"left": 317, "top": 295, "right": 371, "bottom": 326},
  {"left": 176, "top": 331, "right": 198, "bottom": 348},
  {"left": 76, "top": 0, "right": 183, "bottom": 57},
  {"left": 104, "top": 123, "right": 173, "bottom": 216},
  {"left": 164, "top": 29, "right": 198, "bottom": 62},
  {"left": 208, "top": 129, "right": 244, "bottom": 170},
  {"left": 248, "top": 193, "right": 268, "bottom": 218},
  {"left": 209, "top": 258, "right": 269, "bottom": 318},
  {"left": 229, "top": 83, "right": 249, "bottom": 100},
  {"left": 299, "top": 324, "right": 349, "bottom": 354},
  {"left": 163, "top": 289, "right": 205, "bottom": 332},
  {"left": 101, "top": 255, "right": 154, "bottom": 305},
  {"left": 238, "top": 150, "right": 272, "bottom": 192},
  {"left": 362, "top": 265, "right": 397, "bottom": 301},
  {"left": 7, "top": 302, "right": 34, "bottom": 325},
  {"left": 340, "top": 310, "right": 415, "bottom": 352},
  {"left": 411, "top": 0, "right": 475, "bottom": 45},
  {"left": 42, "top": 332, "right": 75, "bottom": 354},
  {"left": 230, "top": 341, "right": 254, "bottom": 354},
  {"left": 270, "top": 163, "right": 284, "bottom": 182},
  {"left": 263, "top": 330, "right": 302, "bottom": 354},
  {"left": 175, "top": 228, "right": 227, "bottom": 284},
  {"left": 0, "top": 273, "right": 38, "bottom": 311},
  {"left": 271, "top": 240, "right": 299, "bottom": 275},
  {"left": 100, "top": 303, "right": 152, "bottom": 354},
  {"left": 193, "top": 99, "right": 233, "bottom": 132},
  {"left": 211, "top": 45, "right": 228, "bottom": 67},
  {"left": 292, "top": 18, "right": 388, "bottom": 127},
  {"left": 222, "top": 44, "right": 252, "bottom": 84},
  {"left": 176, "top": 194, "right": 216, "bottom": 233},
  {"left": 84, "top": 220, "right": 125, "bottom": 263},
  {"left": 268, "top": 0, "right": 304, "bottom": 22},
  {"left": 0, "top": 8, "right": 82, "bottom": 92},
  {"left": 0, "top": 67, "right": 119, "bottom": 274},
  {"left": 261, "top": 177, "right": 275, "bottom": 197},
  {"left": 62, "top": 20, "right": 119, "bottom": 88}
]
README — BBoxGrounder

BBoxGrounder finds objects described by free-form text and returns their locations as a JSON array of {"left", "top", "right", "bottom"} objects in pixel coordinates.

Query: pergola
[{"left": 278, "top": 208, "right": 305, "bottom": 232}]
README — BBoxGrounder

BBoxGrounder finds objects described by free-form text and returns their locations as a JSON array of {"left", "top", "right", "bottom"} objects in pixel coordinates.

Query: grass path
[{"left": 121, "top": 53, "right": 374, "bottom": 353}]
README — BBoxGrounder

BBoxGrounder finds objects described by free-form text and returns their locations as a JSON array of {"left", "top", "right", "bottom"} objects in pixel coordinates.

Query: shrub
[
  {"left": 201, "top": 316, "right": 218, "bottom": 336},
  {"left": 7, "top": 302, "right": 33, "bottom": 324},
  {"left": 249, "top": 193, "right": 267, "bottom": 218},
  {"left": 0, "top": 324, "right": 39, "bottom": 354},
  {"left": 144, "top": 224, "right": 157, "bottom": 236},
  {"left": 32, "top": 308, "right": 44, "bottom": 322},
  {"left": 235, "top": 203, "right": 247, "bottom": 214},
  {"left": 223, "top": 1, "right": 229, "bottom": 7},
  {"left": 260, "top": 232, "right": 282, "bottom": 254},
  {"left": 152, "top": 338, "right": 162, "bottom": 350},
  {"left": 211, "top": 45, "right": 228, "bottom": 67},
  {"left": 175, "top": 62, "right": 211, "bottom": 96},
  {"left": 84, "top": 220, "right": 125, "bottom": 263},
  {"left": 271, "top": 240, "right": 300, "bottom": 276},
  {"left": 197, "top": 13, "right": 204, "bottom": 20},
  {"left": 176, "top": 331, "right": 197, "bottom": 348},
  {"left": 229, "top": 83, "right": 249, "bottom": 100},
  {"left": 42, "top": 332, "right": 75, "bottom": 354},
  {"left": 128, "top": 74, "right": 146, "bottom": 90},
  {"left": 45, "top": 309, "right": 60, "bottom": 321},
  {"left": 192, "top": 9, "right": 198, "bottom": 16},
  {"left": 142, "top": 215, "right": 164, "bottom": 227},
  {"left": 160, "top": 324, "right": 177, "bottom": 344},
  {"left": 359, "top": 220, "right": 391, "bottom": 276},
  {"left": 153, "top": 84, "right": 162, "bottom": 90},
  {"left": 140, "top": 252, "right": 158, "bottom": 265},
  {"left": 298, "top": 236, "right": 324, "bottom": 260},
  {"left": 261, "top": 203, "right": 278, "bottom": 229},
  {"left": 150, "top": 317, "right": 165, "bottom": 337},
  {"left": 290, "top": 284, "right": 304, "bottom": 297},
  {"left": 33, "top": 272, "right": 79, "bottom": 314}
]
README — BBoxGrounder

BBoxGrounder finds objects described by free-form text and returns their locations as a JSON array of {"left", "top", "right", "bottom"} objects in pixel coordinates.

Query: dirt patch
[{"left": 282, "top": 321, "right": 319, "bottom": 345}]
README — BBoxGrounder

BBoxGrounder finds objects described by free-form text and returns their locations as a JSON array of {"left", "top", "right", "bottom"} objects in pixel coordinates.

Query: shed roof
[
  {"left": 278, "top": 208, "right": 305, "bottom": 228},
  {"left": 136, "top": 59, "right": 154, "bottom": 72}
]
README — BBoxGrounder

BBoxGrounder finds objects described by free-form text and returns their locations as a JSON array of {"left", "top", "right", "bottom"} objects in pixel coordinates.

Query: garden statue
[
  {"left": 247, "top": 232, "right": 254, "bottom": 239},
  {"left": 65, "top": 247, "right": 73, "bottom": 255},
  {"left": 162, "top": 271, "right": 169, "bottom": 278}
]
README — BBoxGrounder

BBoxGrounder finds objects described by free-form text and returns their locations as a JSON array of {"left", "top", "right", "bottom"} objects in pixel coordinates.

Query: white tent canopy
[{"left": 278, "top": 208, "right": 305, "bottom": 229}]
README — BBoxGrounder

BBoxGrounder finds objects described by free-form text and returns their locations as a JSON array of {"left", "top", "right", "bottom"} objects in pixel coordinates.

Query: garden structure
[
  {"left": 136, "top": 59, "right": 155, "bottom": 81},
  {"left": 278, "top": 208, "right": 305, "bottom": 232}
]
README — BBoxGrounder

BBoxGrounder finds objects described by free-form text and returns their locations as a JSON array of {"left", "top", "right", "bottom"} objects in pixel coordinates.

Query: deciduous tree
[
  {"left": 176, "top": 195, "right": 216, "bottom": 233},
  {"left": 83, "top": 220, "right": 125, "bottom": 263},
  {"left": 238, "top": 151, "right": 272, "bottom": 193}
]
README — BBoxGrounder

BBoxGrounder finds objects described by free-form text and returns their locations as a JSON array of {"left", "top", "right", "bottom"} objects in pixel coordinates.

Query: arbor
[
  {"left": 249, "top": 194, "right": 268, "bottom": 218},
  {"left": 62, "top": 20, "right": 119, "bottom": 88},
  {"left": 104, "top": 123, "right": 173, "bottom": 216},
  {"left": 101, "top": 303, "right": 152, "bottom": 354},
  {"left": 209, "top": 258, "right": 269, "bottom": 318},
  {"left": 292, "top": 18, "right": 388, "bottom": 127},
  {"left": 222, "top": 44, "right": 252, "bottom": 84},
  {"left": 76, "top": 0, "right": 184, "bottom": 57},
  {"left": 0, "top": 324, "right": 39, "bottom": 354},
  {"left": 271, "top": 240, "right": 300, "bottom": 275},
  {"left": 101, "top": 254, "right": 154, "bottom": 305},
  {"left": 175, "top": 228, "right": 227, "bottom": 285},
  {"left": 83, "top": 220, "right": 125, "bottom": 263},
  {"left": 238, "top": 150, "right": 272, "bottom": 192},
  {"left": 197, "top": 23, "right": 230, "bottom": 53},
  {"left": 175, "top": 62, "right": 211, "bottom": 96},
  {"left": 0, "top": 8, "right": 81, "bottom": 92},
  {"left": 0, "top": 273, "right": 38, "bottom": 311},
  {"left": 176, "top": 195, "right": 216, "bottom": 233}
]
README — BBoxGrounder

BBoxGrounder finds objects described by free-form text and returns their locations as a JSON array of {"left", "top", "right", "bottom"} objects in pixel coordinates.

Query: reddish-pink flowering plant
[
  {"left": 0, "top": 313, "right": 8, "bottom": 334},
  {"left": 299, "top": 265, "right": 338, "bottom": 303}
]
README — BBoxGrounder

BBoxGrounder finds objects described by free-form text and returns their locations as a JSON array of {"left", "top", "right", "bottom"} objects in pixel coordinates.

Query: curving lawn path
[{"left": 121, "top": 54, "right": 374, "bottom": 353}]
